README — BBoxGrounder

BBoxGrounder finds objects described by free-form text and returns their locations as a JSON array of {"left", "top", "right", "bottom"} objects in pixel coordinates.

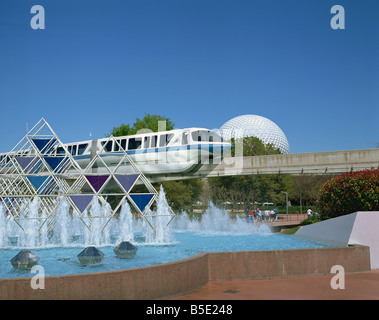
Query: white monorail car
[{"left": 52, "top": 128, "right": 232, "bottom": 175}]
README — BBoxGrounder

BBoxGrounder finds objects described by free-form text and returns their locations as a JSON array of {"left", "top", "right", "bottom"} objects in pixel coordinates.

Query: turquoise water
[
  {"left": 0, "top": 192, "right": 341, "bottom": 279},
  {"left": 0, "top": 231, "right": 340, "bottom": 279}
]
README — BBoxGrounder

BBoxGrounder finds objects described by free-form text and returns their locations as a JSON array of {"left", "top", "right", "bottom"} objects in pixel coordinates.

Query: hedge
[{"left": 317, "top": 168, "right": 379, "bottom": 219}]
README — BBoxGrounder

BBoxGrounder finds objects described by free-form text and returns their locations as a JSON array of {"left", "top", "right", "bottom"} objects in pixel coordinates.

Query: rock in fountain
[
  {"left": 10, "top": 250, "right": 40, "bottom": 269},
  {"left": 113, "top": 241, "right": 138, "bottom": 259},
  {"left": 77, "top": 246, "right": 104, "bottom": 265}
]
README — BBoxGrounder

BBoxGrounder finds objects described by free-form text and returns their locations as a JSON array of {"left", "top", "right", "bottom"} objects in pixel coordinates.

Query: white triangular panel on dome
[{"left": 219, "top": 114, "right": 290, "bottom": 154}]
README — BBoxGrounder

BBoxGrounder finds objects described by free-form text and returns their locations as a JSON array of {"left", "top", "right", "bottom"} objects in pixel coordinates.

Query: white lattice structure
[{"left": 0, "top": 118, "right": 175, "bottom": 236}]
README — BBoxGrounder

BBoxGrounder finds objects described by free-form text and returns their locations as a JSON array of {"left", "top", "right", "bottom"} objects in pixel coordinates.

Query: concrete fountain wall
[
  {"left": 296, "top": 211, "right": 379, "bottom": 269},
  {"left": 0, "top": 245, "right": 370, "bottom": 300}
]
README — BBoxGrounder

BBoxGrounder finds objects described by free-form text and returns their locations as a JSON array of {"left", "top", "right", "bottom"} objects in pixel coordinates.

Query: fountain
[
  {"left": 0, "top": 184, "right": 342, "bottom": 279},
  {"left": 172, "top": 201, "right": 271, "bottom": 234}
]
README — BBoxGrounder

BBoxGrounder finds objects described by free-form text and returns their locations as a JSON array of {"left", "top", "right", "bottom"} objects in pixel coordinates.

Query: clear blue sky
[{"left": 0, "top": 0, "right": 378, "bottom": 154}]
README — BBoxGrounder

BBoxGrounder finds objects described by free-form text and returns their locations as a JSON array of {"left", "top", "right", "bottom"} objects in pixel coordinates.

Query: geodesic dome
[{"left": 219, "top": 114, "right": 290, "bottom": 154}]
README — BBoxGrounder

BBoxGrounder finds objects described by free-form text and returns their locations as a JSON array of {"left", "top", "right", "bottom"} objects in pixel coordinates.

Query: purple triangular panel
[
  {"left": 15, "top": 157, "right": 34, "bottom": 170},
  {"left": 114, "top": 174, "right": 139, "bottom": 192},
  {"left": 70, "top": 195, "right": 93, "bottom": 213},
  {"left": 85, "top": 175, "right": 109, "bottom": 192},
  {"left": 16, "top": 157, "right": 40, "bottom": 174}
]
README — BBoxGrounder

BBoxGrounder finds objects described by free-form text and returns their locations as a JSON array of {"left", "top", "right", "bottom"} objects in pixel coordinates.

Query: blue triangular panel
[
  {"left": 27, "top": 176, "right": 48, "bottom": 190},
  {"left": 129, "top": 194, "right": 155, "bottom": 212},
  {"left": 26, "top": 176, "right": 52, "bottom": 193},
  {"left": 44, "top": 157, "right": 68, "bottom": 172},
  {"left": 32, "top": 138, "right": 56, "bottom": 153}
]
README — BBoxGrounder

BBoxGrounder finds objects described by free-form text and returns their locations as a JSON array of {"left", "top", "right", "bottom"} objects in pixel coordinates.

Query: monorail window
[
  {"left": 1, "top": 155, "right": 9, "bottom": 163},
  {"left": 67, "top": 145, "right": 74, "bottom": 155},
  {"left": 101, "top": 141, "right": 113, "bottom": 152},
  {"left": 151, "top": 135, "right": 157, "bottom": 148},
  {"left": 56, "top": 147, "right": 65, "bottom": 155},
  {"left": 78, "top": 144, "right": 88, "bottom": 155},
  {"left": 159, "top": 134, "right": 174, "bottom": 147},
  {"left": 121, "top": 139, "right": 127, "bottom": 150},
  {"left": 114, "top": 139, "right": 127, "bottom": 151},
  {"left": 71, "top": 145, "right": 77, "bottom": 155},
  {"left": 168, "top": 134, "right": 180, "bottom": 146},
  {"left": 67, "top": 145, "right": 76, "bottom": 155},
  {"left": 191, "top": 130, "right": 223, "bottom": 142},
  {"left": 128, "top": 138, "right": 142, "bottom": 150},
  {"left": 143, "top": 136, "right": 150, "bottom": 149},
  {"left": 182, "top": 133, "right": 188, "bottom": 145},
  {"left": 114, "top": 140, "right": 120, "bottom": 152}
]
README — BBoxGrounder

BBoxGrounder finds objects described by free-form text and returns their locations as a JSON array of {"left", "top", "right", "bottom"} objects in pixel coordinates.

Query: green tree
[
  {"left": 207, "top": 136, "right": 292, "bottom": 211},
  {"left": 231, "top": 136, "right": 281, "bottom": 157},
  {"left": 134, "top": 114, "right": 175, "bottom": 134},
  {"left": 109, "top": 113, "right": 175, "bottom": 137},
  {"left": 156, "top": 179, "right": 203, "bottom": 212},
  {"left": 209, "top": 173, "right": 293, "bottom": 211},
  {"left": 290, "top": 175, "right": 333, "bottom": 207},
  {"left": 110, "top": 123, "right": 134, "bottom": 137}
]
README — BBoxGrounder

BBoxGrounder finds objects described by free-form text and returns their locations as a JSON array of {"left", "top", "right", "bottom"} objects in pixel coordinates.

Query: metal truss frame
[{"left": 0, "top": 118, "right": 175, "bottom": 235}]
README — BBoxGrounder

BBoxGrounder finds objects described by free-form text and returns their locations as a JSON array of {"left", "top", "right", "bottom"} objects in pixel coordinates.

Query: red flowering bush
[{"left": 317, "top": 169, "right": 379, "bottom": 220}]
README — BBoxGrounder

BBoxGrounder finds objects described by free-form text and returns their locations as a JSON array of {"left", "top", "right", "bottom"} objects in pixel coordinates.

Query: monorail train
[{"left": 0, "top": 128, "right": 232, "bottom": 176}]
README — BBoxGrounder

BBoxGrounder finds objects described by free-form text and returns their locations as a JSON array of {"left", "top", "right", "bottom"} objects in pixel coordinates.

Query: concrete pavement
[{"left": 172, "top": 270, "right": 379, "bottom": 300}]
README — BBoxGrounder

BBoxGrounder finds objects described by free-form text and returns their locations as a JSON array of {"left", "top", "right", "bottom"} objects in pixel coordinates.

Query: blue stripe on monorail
[{"left": 73, "top": 143, "right": 230, "bottom": 160}]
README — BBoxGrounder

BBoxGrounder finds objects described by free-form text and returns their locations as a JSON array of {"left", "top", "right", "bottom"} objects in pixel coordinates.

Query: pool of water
[
  {"left": 0, "top": 190, "right": 343, "bottom": 279},
  {"left": 0, "top": 230, "right": 341, "bottom": 279}
]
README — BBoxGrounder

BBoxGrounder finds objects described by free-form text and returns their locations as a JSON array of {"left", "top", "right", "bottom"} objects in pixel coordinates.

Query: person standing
[
  {"left": 274, "top": 208, "right": 279, "bottom": 221},
  {"left": 257, "top": 208, "right": 262, "bottom": 222}
]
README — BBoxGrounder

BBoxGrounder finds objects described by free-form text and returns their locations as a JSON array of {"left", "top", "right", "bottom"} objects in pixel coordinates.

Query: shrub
[
  {"left": 300, "top": 215, "right": 321, "bottom": 226},
  {"left": 317, "top": 169, "right": 379, "bottom": 220}
]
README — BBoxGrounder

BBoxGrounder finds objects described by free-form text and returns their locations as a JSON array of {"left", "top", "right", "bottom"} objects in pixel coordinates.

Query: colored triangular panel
[
  {"left": 44, "top": 156, "right": 68, "bottom": 172},
  {"left": 129, "top": 194, "right": 154, "bottom": 212},
  {"left": 114, "top": 174, "right": 139, "bottom": 192},
  {"left": 15, "top": 157, "right": 40, "bottom": 173},
  {"left": 85, "top": 175, "right": 110, "bottom": 193},
  {"left": 26, "top": 176, "right": 56, "bottom": 194},
  {"left": 27, "top": 176, "right": 50, "bottom": 191},
  {"left": 70, "top": 195, "right": 93, "bottom": 213},
  {"left": 15, "top": 157, "right": 34, "bottom": 170},
  {"left": 32, "top": 138, "right": 56, "bottom": 153}
]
